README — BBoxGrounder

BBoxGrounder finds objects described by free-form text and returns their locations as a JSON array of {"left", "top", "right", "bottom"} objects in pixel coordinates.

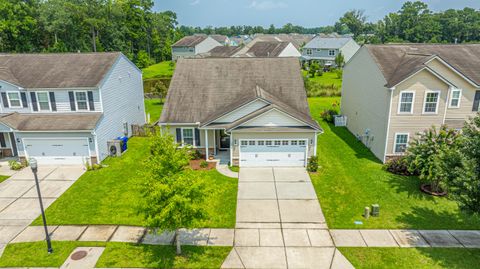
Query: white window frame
[
  {"left": 394, "top": 133, "right": 409, "bottom": 154},
  {"left": 448, "top": 89, "right": 462, "bottom": 108},
  {"left": 422, "top": 90, "right": 440, "bottom": 114},
  {"left": 180, "top": 127, "right": 195, "bottom": 146},
  {"left": 328, "top": 49, "right": 336, "bottom": 56},
  {"left": 35, "top": 91, "right": 51, "bottom": 112},
  {"left": 74, "top": 91, "right": 90, "bottom": 111},
  {"left": 397, "top": 91, "right": 415, "bottom": 114},
  {"left": 6, "top": 91, "right": 22, "bottom": 108},
  {"left": 306, "top": 49, "right": 313, "bottom": 55}
]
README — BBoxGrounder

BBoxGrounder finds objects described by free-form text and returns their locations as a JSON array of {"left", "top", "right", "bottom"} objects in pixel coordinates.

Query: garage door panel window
[
  {"left": 258, "top": 141, "right": 265, "bottom": 146},
  {"left": 36, "top": 92, "right": 51, "bottom": 111},
  {"left": 282, "top": 141, "right": 289, "bottom": 145},
  {"left": 274, "top": 140, "right": 281, "bottom": 146},
  {"left": 266, "top": 141, "right": 272, "bottom": 146},
  {"left": 239, "top": 138, "right": 307, "bottom": 167},
  {"left": 299, "top": 140, "right": 306, "bottom": 146},
  {"left": 291, "top": 140, "right": 297, "bottom": 145},
  {"left": 248, "top": 140, "right": 255, "bottom": 146}
]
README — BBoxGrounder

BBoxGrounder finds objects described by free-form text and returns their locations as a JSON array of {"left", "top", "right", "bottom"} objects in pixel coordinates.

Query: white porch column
[
  {"left": 314, "top": 132, "right": 318, "bottom": 156},
  {"left": 213, "top": 130, "right": 216, "bottom": 156},
  {"left": 204, "top": 129, "right": 209, "bottom": 159}
]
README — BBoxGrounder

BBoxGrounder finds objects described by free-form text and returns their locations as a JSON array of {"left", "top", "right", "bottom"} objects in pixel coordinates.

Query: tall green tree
[
  {"left": 338, "top": 9, "right": 366, "bottom": 38},
  {"left": 0, "top": 0, "right": 40, "bottom": 52}
]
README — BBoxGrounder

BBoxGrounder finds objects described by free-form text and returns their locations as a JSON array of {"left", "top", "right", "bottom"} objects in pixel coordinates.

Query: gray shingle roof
[
  {"left": 366, "top": 44, "right": 480, "bottom": 87},
  {"left": 200, "top": 46, "right": 241, "bottom": 58},
  {"left": 0, "top": 53, "right": 120, "bottom": 88},
  {"left": 244, "top": 42, "right": 290, "bottom": 57},
  {"left": 160, "top": 58, "right": 319, "bottom": 130},
  {"left": 303, "top": 36, "right": 352, "bottom": 49},
  {"left": 0, "top": 112, "right": 102, "bottom": 131},
  {"left": 172, "top": 35, "right": 208, "bottom": 47}
]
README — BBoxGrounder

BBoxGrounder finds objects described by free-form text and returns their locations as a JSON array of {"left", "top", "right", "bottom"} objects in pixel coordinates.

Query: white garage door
[
  {"left": 239, "top": 139, "right": 307, "bottom": 167},
  {"left": 24, "top": 138, "right": 90, "bottom": 165}
]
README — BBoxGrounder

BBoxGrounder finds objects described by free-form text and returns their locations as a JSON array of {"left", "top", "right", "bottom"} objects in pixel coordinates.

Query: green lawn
[
  {"left": 308, "top": 97, "right": 480, "bottom": 229},
  {"left": 144, "top": 98, "right": 163, "bottom": 123},
  {"left": 33, "top": 137, "right": 238, "bottom": 228},
  {"left": 303, "top": 70, "right": 342, "bottom": 88},
  {"left": 0, "top": 241, "right": 230, "bottom": 268},
  {"left": 339, "top": 248, "right": 480, "bottom": 269},
  {"left": 142, "top": 61, "right": 175, "bottom": 79},
  {"left": 0, "top": 175, "right": 9, "bottom": 183}
]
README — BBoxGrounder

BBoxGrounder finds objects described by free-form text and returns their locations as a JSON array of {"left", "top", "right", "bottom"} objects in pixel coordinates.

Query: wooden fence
[{"left": 131, "top": 124, "right": 159, "bottom": 137}]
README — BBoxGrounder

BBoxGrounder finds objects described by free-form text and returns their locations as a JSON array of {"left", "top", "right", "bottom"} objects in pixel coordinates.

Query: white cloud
[
  {"left": 190, "top": 0, "right": 200, "bottom": 6},
  {"left": 248, "top": 1, "right": 288, "bottom": 11}
]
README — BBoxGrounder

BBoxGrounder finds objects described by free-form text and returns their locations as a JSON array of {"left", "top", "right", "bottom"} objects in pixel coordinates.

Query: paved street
[{"left": 0, "top": 165, "right": 85, "bottom": 255}]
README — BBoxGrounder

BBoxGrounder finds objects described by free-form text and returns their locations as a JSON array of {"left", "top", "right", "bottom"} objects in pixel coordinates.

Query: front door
[{"left": 219, "top": 130, "right": 230, "bottom": 149}]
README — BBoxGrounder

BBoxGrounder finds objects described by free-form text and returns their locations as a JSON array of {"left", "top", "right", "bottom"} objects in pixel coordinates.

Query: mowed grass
[
  {"left": 142, "top": 61, "right": 175, "bottom": 79},
  {"left": 339, "top": 248, "right": 480, "bottom": 269},
  {"left": 0, "top": 175, "right": 10, "bottom": 183},
  {"left": 33, "top": 137, "right": 238, "bottom": 228},
  {"left": 0, "top": 241, "right": 231, "bottom": 268},
  {"left": 308, "top": 97, "right": 480, "bottom": 229},
  {"left": 302, "top": 70, "right": 342, "bottom": 88},
  {"left": 144, "top": 98, "right": 163, "bottom": 123}
]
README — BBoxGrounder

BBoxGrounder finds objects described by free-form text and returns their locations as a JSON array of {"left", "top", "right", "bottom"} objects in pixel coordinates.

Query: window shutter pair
[
  {"left": 68, "top": 91, "right": 95, "bottom": 111},
  {"left": 473, "top": 91, "right": 480, "bottom": 112},
  {"left": 0, "top": 93, "right": 27, "bottom": 108},
  {"left": 1, "top": 93, "right": 8, "bottom": 108},
  {"left": 30, "top": 92, "right": 57, "bottom": 111},
  {"left": 194, "top": 128, "right": 200, "bottom": 146}
]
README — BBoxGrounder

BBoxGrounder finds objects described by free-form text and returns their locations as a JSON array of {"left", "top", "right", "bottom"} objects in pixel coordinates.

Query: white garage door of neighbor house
[
  {"left": 24, "top": 138, "right": 90, "bottom": 165},
  {"left": 239, "top": 139, "right": 307, "bottom": 167}
]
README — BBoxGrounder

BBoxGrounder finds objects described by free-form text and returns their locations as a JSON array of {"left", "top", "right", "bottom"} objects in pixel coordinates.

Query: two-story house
[
  {"left": 342, "top": 44, "right": 480, "bottom": 162},
  {"left": 301, "top": 36, "right": 360, "bottom": 67},
  {"left": 0, "top": 52, "right": 146, "bottom": 165},
  {"left": 171, "top": 35, "right": 222, "bottom": 60}
]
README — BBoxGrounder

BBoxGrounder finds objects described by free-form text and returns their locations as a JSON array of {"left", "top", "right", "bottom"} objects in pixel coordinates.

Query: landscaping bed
[{"left": 189, "top": 159, "right": 216, "bottom": 170}]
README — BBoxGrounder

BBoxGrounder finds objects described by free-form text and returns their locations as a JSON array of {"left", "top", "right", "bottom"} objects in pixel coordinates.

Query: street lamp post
[{"left": 30, "top": 158, "right": 53, "bottom": 253}]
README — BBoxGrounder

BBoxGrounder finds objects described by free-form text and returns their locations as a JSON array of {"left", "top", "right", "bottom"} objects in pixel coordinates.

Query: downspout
[
  {"left": 92, "top": 130, "right": 100, "bottom": 164},
  {"left": 383, "top": 87, "right": 395, "bottom": 163}
]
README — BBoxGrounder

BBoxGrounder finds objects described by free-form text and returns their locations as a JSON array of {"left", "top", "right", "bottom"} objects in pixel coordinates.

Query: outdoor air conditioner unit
[{"left": 107, "top": 140, "right": 122, "bottom": 157}]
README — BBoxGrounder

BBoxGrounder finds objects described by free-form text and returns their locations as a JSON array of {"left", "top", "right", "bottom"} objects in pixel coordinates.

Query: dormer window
[{"left": 7, "top": 92, "right": 21, "bottom": 108}]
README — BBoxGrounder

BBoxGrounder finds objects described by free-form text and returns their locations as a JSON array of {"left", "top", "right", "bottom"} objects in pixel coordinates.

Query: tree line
[{"left": 1, "top": 1, "right": 479, "bottom": 68}]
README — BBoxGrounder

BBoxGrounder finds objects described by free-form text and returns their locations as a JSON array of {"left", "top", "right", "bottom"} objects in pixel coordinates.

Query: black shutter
[
  {"left": 194, "top": 128, "right": 200, "bottom": 146},
  {"left": 68, "top": 91, "right": 76, "bottom": 111},
  {"left": 473, "top": 91, "right": 480, "bottom": 112},
  {"left": 175, "top": 128, "right": 182, "bottom": 143},
  {"left": 87, "top": 91, "right": 95, "bottom": 111},
  {"left": 20, "top": 92, "right": 27, "bottom": 108},
  {"left": 49, "top": 92, "right": 57, "bottom": 111},
  {"left": 0, "top": 134, "right": 5, "bottom": 148},
  {"left": 30, "top": 92, "right": 38, "bottom": 111},
  {"left": 1, "top": 93, "right": 8, "bottom": 108}
]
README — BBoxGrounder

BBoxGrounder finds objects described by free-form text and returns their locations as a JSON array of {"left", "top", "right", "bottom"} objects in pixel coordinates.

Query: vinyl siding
[
  {"left": 172, "top": 47, "right": 195, "bottom": 60},
  {"left": 341, "top": 46, "right": 390, "bottom": 162},
  {"left": 165, "top": 126, "right": 215, "bottom": 148},
  {"left": 242, "top": 109, "right": 305, "bottom": 127},
  {"left": 214, "top": 99, "right": 268, "bottom": 123},
  {"left": 94, "top": 55, "right": 146, "bottom": 161},
  {"left": 278, "top": 43, "right": 301, "bottom": 57},
  {"left": 341, "top": 39, "right": 361, "bottom": 64},
  {"left": 195, "top": 37, "right": 222, "bottom": 54}
]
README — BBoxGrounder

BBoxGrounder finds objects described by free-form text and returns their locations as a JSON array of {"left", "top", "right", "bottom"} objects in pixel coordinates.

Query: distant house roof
[
  {"left": 0, "top": 53, "right": 121, "bottom": 89},
  {"left": 160, "top": 58, "right": 319, "bottom": 129},
  {"left": 209, "top": 35, "right": 228, "bottom": 44},
  {"left": 172, "top": 35, "right": 208, "bottom": 47},
  {"left": 199, "top": 46, "right": 241, "bottom": 58},
  {"left": 251, "top": 34, "right": 313, "bottom": 49},
  {"left": 244, "top": 42, "right": 290, "bottom": 57},
  {"left": 365, "top": 44, "right": 480, "bottom": 87},
  {"left": 304, "top": 36, "right": 352, "bottom": 49},
  {"left": 0, "top": 112, "right": 102, "bottom": 131}
]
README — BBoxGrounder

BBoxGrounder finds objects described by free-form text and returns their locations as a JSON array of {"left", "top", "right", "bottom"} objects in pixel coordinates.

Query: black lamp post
[{"left": 30, "top": 158, "right": 53, "bottom": 253}]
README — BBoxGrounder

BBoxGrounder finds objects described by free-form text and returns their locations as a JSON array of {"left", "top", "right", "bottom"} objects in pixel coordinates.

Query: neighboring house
[
  {"left": 209, "top": 35, "right": 230, "bottom": 46},
  {"left": 197, "top": 46, "right": 241, "bottom": 58},
  {"left": 230, "top": 35, "right": 253, "bottom": 46},
  {"left": 234, "top": 34, "right": 313, "bottom": 57},
  {"left": 234, "top": 41, "right": 301, "bottom": 58},
  {"left": 0, "top": 52, "right": 146, "bottom": 165},
  {"left": 171, "top": 35, "right": 222, "bottom": 60},
  {"left": 159, "top": 58, "right": 322, "bottom": 167},
  {"left": 342, "top": 44, "right": 480, "bottom": 163},
  {"left": 301, "top": 36, "right": 360, "bottom": 66}
]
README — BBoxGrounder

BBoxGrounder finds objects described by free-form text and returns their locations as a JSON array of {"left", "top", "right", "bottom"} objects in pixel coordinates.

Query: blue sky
[{"left": 154, "top": 0, "right": 480, "bottom": 27}]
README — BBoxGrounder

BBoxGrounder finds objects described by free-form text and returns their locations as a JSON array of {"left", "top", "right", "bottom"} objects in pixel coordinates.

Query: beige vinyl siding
[
  {"left": 387, "top": 69, "right": 449, "bottom": 155},
  {"left": 231, "top": 131, "right": 316, "bottom": 160},
  {"left": 165, "top": 126, "right": 215, "bottom": 148},
  {"left": 243, "top": 109, "right": 306, "bottom": 127},
  {"left": 426, "top": 58, "right": 479, "bottom": 119},
  {"left": 341, "top": 46, "right": 390, "bottom": 161}
]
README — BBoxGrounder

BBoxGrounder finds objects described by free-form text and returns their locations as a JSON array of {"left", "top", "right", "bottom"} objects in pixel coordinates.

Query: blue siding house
[{"left": 301, "top": 36, "right": 360, "bottom": 67}]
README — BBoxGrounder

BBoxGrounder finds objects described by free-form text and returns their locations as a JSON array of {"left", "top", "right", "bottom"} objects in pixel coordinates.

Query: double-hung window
[
  {"left": 423, "top": 91, "right": 440, "bottom": 114},
  {"left": 36, "top": 92, "right": 50, "bottom": 111},
  {"left": 7, "top": 92, "right": 21, "bottom": 108},
  {"left": 394, "top": 133, "right": 409, "bottom": 153},
  {"left": 75, "top": 91, "right": 89, "bottom": 111},
  {"left": 181, "top": 128, "right": 194, "bottom": 145},
  {"left": 398, "top": 91, "right": 414, "bottom": 113},
  {"left": 306, "top": 49, "right": 312, "bottom": 55},
  {"left": 328, "top": 50, "right": 336, "bottom": 56},
  {"left": 449, "top": 89, "right": 461, "bottom": 108}
]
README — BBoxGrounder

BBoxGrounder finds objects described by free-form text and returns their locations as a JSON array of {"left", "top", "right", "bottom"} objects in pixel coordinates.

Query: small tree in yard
[
  {"left": 139, "top": 131, "right": 207, "bottom": 255},
  {"left": 309, "top": 61, "right": 320, "bottom": 77},
  {"left": 335, "top": 52, "right": 345, "bottom": 68},
  {"left": 153, "top": 81, "right": 168, "bottom": 100},
  {"left": 406, "top": 125, "right": 460, "bottom": 194}
]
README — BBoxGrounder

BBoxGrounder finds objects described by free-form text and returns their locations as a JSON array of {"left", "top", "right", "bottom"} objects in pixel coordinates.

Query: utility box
[{"left": 371, "top": 204, "right": 380, "bottom": 217}]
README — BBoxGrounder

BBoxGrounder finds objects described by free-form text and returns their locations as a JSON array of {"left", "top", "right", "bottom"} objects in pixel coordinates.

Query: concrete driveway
[
  {"left": 0, "top": 165, "right": 85, "bottom": 254},
  {"left": 222, "top": 168, "right": 353, "bottom": 269}
]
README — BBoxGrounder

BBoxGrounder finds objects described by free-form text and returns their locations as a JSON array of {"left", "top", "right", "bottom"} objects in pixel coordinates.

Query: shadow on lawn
[
  {"left": 386, "top": 174, "right": 436, "bottom": 201},
  {"left": 325, "top": 123, "right": 383, "bottom": 163},
  {"left": 416, "top": 248, "right": 480, "bottom": 268},
  {"left": 395, "top": 206, "right": 480, "bottom": 230}
]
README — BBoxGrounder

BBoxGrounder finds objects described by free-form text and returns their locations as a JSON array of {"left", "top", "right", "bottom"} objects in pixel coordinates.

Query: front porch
[
  {"left": 203, "top": 129, "right": 231, "bottom": 166},
  {"left": 0, "top": 131, "right": 18, "bottom": 159}
]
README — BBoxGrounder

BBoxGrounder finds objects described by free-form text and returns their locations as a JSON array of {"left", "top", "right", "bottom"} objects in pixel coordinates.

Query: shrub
[
  {"left": 321, "top": 109, "right": 338, "bottom": 123},
  {"left": 200, "top": 160, "right": 208, "bottom": 168},
  {"left": 383, "top": 157, "right": 413, "bottom": 176},
  {"left": 307, "top": 156, "right": 319, "bottom": 172},
  {"left": 191, "top": 149, "right": 203, "bottom": 160},
  {"left": 305, "top": 80, "right": 341, "bottom": 97},
  {"left": 335, "top": 69, "right": 343, "bottom": 79},
  {"left": 8, "top": 160, "right": 24, "bottom": 171}
]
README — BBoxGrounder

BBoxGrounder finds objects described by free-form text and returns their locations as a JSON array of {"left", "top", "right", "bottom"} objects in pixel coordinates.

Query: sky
[{"left": 154, "top": 0, "right": 480, "bottom": 28}]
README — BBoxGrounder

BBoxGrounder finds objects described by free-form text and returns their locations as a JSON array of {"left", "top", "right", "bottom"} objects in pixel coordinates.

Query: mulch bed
[
  {"left": 421, "top": 184, "right": 447, "bottom": 197},
  {"left": 189, "top": 159, "right": 216, "bottom": 170}
]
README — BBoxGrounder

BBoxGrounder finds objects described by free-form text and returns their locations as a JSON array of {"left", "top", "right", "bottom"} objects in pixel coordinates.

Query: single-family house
[
  {"left": 171, "top": 35, "right": 222, "bottom": 60},
  {"left": 342, "top": 44, "right": 480, "bottom": 163},
  {"left": 234, "top": 34, "right": 313, "bottom": 58},
  {"left": 234, "top": 41, "right": 301, "bottom": 58},
  {"left": 209, "top": 35, "right": 231, "bottom": 46},
  {"left": 302, "top": 36, "right": 360, "bottom": 67},
  {"left": 0, "top": 52, "right": 146, "bottom": 165},
  {"left": 197, "top": 46, "right": 241, "bottom": 58},
  {"left": 159, "top": 58, "right": 322, "bottom": 167}
]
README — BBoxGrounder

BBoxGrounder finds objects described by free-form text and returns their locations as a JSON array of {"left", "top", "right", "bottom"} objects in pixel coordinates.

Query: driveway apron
[{"left": 223, "top": 167, "right": 354, "bottom": 269}]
